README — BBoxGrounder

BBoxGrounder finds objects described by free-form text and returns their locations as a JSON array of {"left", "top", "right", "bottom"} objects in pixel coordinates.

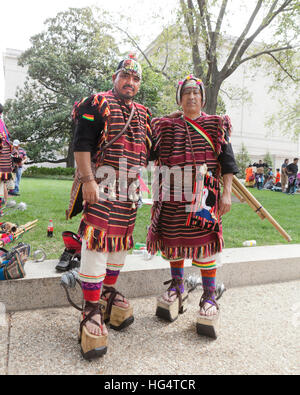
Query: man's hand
[
  {"left": 74, "top": 152, "right": 99, "bottom": 204},
  {"left": 82, "top": 180, "right": 99, "bottom": 205},
  {"left": 219, "top": 173, "right": 233, "bottom": 216},
  {"left": 219, "top": 192, "right": 232, "bottom": 216}
]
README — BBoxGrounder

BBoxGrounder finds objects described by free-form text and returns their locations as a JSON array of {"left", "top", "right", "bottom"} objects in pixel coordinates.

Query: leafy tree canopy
[
  {"left": 5, "top": 7, "right": 119, "bottom": 167},
  {"left": 121, "top": 0, "right": 299, "bottom": 136}
]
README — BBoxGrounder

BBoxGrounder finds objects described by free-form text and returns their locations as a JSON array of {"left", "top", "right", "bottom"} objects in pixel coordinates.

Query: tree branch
[
  {"left": 215, "top": 0, "right": 228, "bottom": 37},
  {"left": 229, "top": 0, "right": 293, "bottom": 75},
  {"left": 208, "top": 0, "right": 228, "bottom": 84},
  {"left": 37, "top": 80, "right": 61, "bottom": 94},
  {"left": 115, "top": 25, "right": 172, "bottom": 80},
  {"left": 220, "top": 0, "right": 263, "bottom": 78},
  {"left": 224, "top": 45, "right": 294, "bottom": 79},
  {"left": 261, "top": 51, "right": 298, "bottom": 82},
  {"left": 196, "top": 0, "right": 211, "bottom": 66},
  {"left": 181, "top": 0, "right": 204, "bottom": 77},
  {"left": 220, "top": 87, "right": 245, "bottom": 101}
]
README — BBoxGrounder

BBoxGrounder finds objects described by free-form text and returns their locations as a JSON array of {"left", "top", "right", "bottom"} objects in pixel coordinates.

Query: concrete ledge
[{"left": 0, "top": 244, "right": 299, "bottom": 312}]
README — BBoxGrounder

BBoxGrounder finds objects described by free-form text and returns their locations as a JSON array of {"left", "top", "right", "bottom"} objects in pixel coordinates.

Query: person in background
[
  {"left": 297, "top": 173, "right": 300, "bottom": 192},
  {"left": 252, "top": 160, "right": 268, "bottom": 190},
  {"left": 281, "top": 158, "right": 289, "bottom": 192},
  {"left": 245, "top": 164, "right": 255, "bottom": 187},
  {"left": 275, "top": 168, "right": 280, "bottom": 185},
  {"left": 0, "top": 104, "right": 13, "bottom": 207},
  {"left": 9, "top": 139, "right": 27, "bottom": 196},
  {"left": 286, "top": 158, "right": 299, "bottom": 195}
]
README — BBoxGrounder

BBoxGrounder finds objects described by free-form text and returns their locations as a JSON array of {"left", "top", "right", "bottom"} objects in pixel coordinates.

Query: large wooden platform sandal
[
  {"left": 196, "top": 292, "right": 220, "bottom": 339},
  {"left": 156, "top": 278, "right": 188, "bottom": 322},
  {"left": 99, "top": 286, "right": 134, "bottom": 331},
  {"left": 79, "top": 302, "right": 108, "bottom": 360},
  {"left": 61, "top": 272, "right": 107, "bottom": 360}
]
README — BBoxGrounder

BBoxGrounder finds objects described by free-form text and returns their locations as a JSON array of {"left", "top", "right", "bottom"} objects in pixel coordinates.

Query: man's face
[
  {"left": 180, "top": 87, "right": 202, "bottom": 115},
  {"left": 112, "top": 71, "right": 141, "bottom": 101}
]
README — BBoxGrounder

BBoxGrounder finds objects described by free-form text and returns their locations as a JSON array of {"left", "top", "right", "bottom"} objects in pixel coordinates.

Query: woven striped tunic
[
  {"left": 72, "top": 90, "right": 152, "bottom": 252},
  {"left": 147, "top": 113, "right": 238, "bottom": 260},
  {"left": 0, "top": 117, "right": 12, "bottom": 181}
]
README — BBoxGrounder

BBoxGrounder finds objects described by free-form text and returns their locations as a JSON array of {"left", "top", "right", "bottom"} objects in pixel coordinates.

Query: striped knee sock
[
  {"left": 103, "top": 260, "right": 126, "bottom": 287},
  {"left": 170, "top": 259, "right": 185, "bottom": 293},
  {"left": 192, "top": 257, "right": 217, "bottom": 271},
  {"left": 103, "top": 268, "right": 120, "bottom": 287},
  {"left": 82, "top": 281, "right": 103, "bottom": 302},
  {"left": 200, "top": 269, "right": 217, "bottom": 295}
]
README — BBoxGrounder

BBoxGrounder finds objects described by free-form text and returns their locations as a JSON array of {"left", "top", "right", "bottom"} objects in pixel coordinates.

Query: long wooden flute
[{"left": 221, "top": 176, "right": 292, "bottom": 242}]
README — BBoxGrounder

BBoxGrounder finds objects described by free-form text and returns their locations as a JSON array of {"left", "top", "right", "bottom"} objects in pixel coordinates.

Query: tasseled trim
[
  {"left": 147, "top": 238, "right": 224, "bottom": 261},
  {"left": 80, "top": 222, "right": 134, "bottom": 253},
  {"left": 0, "top": 172, "right": 12, "bottom": 181},
  {"left": 216, "top": 114, "right": 232, "bottom": 156}
]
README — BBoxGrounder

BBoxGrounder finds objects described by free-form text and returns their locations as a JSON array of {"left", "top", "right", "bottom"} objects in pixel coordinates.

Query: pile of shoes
[{"left": 55, "top": 231, "right": 82, "bottom": 272}]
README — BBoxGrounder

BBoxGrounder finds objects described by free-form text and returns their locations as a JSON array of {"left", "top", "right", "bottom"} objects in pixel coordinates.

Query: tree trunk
[{"left": 204, "top": 82, "right": 221, "bottom": 115}]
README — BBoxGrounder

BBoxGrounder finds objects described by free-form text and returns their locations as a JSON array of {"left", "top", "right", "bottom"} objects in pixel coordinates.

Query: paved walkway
[{"left": 0, "top": 280, "right": 299, "bottom": 375}]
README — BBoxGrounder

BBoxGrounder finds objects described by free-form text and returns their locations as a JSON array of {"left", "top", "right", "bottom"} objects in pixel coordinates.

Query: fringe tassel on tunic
[
  {"left": 80, "top": 222, "right": 134, "bottom": 253},
  {"left": 147, "top": 237, "right": 224, "bottom": 261}
]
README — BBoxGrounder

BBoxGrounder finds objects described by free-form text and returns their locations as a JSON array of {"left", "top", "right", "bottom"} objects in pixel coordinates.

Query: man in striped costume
[
  {"left": 69, "top": 55, "right": 152, "bottom": 358},
  {"left": 147, "top": 75, "right": 238, "bottom": 337},
  {"left": 0, "top": 104, "right": 13, "bottom": 208}
]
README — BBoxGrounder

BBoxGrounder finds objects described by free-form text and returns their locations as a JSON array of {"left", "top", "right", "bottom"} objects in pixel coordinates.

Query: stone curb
[{"left": 0, "top": 244, "right": 299, "bottom": 312}]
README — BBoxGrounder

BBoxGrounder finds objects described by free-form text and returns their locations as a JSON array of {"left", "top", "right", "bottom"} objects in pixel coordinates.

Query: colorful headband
[
  {"left": 115, "top": 54, "right": 142, "bottom": 79},
  {"left": 176, "top": 74, "right": 206, "bottom": 106}
]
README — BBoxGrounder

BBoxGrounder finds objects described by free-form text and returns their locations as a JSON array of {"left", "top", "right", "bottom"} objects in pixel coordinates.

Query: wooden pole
[
  {"left": 0, "top": 220, "right": 38, "bottom": 247},
  {"left": 224, "top": 176, "right": 292, "bottom": 242}
]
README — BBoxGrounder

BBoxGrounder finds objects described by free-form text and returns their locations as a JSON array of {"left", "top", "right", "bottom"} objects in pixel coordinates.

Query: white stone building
[{"left": 2, "top": 49, "right": 28, "bottom": 101}]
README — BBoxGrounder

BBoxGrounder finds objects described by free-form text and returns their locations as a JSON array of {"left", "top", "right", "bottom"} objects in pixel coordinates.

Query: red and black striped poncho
[
  {"left": 72, "top": 90, "right": 152, "bottom": 253},
  {"left": 0, "top": 117, "right": 12, "bottom": 181},
  {"left": 147, "top": 113, "right": 238, "bottom": 261}
]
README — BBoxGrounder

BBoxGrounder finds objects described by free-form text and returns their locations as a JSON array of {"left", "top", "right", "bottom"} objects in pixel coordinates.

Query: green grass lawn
[{"left": 3, "top": 178, "right": 299, "bottom": 260}]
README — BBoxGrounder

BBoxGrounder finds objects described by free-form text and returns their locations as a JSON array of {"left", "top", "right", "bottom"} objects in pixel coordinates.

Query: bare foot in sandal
[
  {"left": 199, "top": 291, "right": 218, "bottom": 317},
  {"left": 162, "top": 290, "right": 178, "bottom": 303},
  {"left": 83, "top": 302, "right": 108, "bottom": 336},
  {"left": 101, "top": 286, "right": 130, "bottom": 309},
  {"left": 200, "top": 302, "right": 217, "bottom": 316},
  {"left": 161, "top": 278, "right": 185, "bottom": 303}
]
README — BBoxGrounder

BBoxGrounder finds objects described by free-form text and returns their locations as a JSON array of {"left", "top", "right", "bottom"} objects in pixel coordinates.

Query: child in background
[{"left": 275, "top": 169, "right": 280, "bottom": 185}]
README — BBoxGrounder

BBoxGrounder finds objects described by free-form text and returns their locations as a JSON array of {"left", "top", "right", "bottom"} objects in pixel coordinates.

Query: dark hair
[
  {"left": 294, "top": 158, "right": 299, "bottom": 162},
  {"left": 0, "top": 104, "right": 3, "bottom": 114},
  {"left": 276, "top": 168, "right": 280, "bottom": 172}
]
